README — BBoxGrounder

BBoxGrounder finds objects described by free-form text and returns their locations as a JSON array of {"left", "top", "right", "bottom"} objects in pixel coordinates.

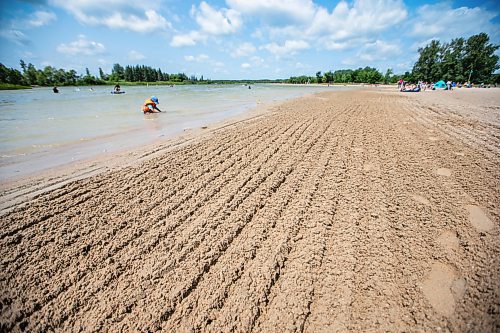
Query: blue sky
[{"left": 0, "top": 0, "right": 498, "bottom": 79}]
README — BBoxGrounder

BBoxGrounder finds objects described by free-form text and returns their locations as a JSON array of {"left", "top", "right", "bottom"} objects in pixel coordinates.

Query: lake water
[{"left": 0, "top": 84, "right": 347, "bottom": 181}]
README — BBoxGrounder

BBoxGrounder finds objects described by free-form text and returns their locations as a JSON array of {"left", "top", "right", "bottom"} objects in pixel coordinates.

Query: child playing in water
[{"left": 142, "top": 96, "right": 162, "bottom": 114}]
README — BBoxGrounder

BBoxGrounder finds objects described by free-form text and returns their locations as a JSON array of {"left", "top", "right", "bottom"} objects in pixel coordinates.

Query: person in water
[
  {"left": 53, "top": 86, "right": 59, "bottom": 93},
  {"left": 113, "top": 84, "right": 121, "bottom": 92},
  {"left": 142, "top": 96, "right": 162, "bottom": 114}
]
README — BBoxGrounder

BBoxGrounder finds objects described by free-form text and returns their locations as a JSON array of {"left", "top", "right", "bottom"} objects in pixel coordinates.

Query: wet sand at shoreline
[{"left": 1, "top": 89, "right": 498, "bottom": 332}]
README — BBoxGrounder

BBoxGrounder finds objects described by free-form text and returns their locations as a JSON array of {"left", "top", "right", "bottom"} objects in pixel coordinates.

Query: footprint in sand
[
  {"left": 465, "top": 205, "right": 494, "bottom": 232},
  {"left": 435, "top": 168, "right": 452, "bottom": 177},
  {"left": 436, "top": 230, "right": 460, "bottom": 252},
  {"left": 410, "top": 194, "right": 431, "bottom": 206},
  {"left": 363, "top": 162, "right": 380, "bottom": 172},
  {"left": 421, "top": 262, "right": 465, "bottom": 317}
]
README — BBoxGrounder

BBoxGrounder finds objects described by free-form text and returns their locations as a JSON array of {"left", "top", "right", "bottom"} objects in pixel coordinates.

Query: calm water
[{"left": 0, "top": 84, "right": 347, "bottom": 180}]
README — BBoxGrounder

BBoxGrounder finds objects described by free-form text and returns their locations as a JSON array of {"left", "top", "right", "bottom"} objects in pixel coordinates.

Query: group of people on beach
[
  {"left": 396, "top": 79, "right": 485, "bottom": 92},
  {"left": 398, "top": 79, "right": 496, "bottom": 92}
]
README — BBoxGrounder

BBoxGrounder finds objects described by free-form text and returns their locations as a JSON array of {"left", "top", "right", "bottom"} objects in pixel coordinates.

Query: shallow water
[{"left": 0, "top": 84, "right": 346, "bottom": 180}]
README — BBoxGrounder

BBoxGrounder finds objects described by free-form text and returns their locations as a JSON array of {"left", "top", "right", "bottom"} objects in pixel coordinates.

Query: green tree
[
  {"left": 411, "top": 33, "right": 498, "bottom": 83},
  {"left": 383, "top": 68, "right": 393, "bottom": 84},
  {"left": 110, "top": 63, "right": 125, "bottom": 81},
  {"left": 324, "top": 71, "right": 333, "bottom": 83},
  {"left": 0, "top": 64, "right": 24, "bottom": 85},
  {"left": 24, "top": 63, "right": 38, "bottom": 85},
  {"left": 54, "top": 68, "right": 66, "bottom": 85},
  {"left": 99, "top": 67, "right": 107, "bottom": 80},
  {"left": 65, "top": 70, "right": 78, "bottom": 85},
  {"left": 412, "top": 40, "right": 442, "bottom": 81},
  {"left": 316, "top": 71, "right": 322, "bottom": 83},
  {"left": 462, "top": 32, "right": 499, "bottom": 83},
  {"left": 441, "top": 38, "right": 466, "bottom": 82},
  {"left": 19, "top": 59, "right": 26, "bottom": 73},
  {"left": 124, "top": 65, "right": 133, "bottom": 81},
  {"left": 332, "top": 69, "right": 353, "bottom": 83}
]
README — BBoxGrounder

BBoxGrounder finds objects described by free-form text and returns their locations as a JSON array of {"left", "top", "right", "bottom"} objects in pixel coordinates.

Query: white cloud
[
  {"left": 295, "top": 62, "right": 305, "bottom": 69},
  {"left": 48, "top": 0, "right": 171, "bottom": 33},
  {"left": 184, "top": 54, "right": 225, "bottom": 68},
  {"left": 241, "top": 56, "right": 265, "bottom": 69},
  {"left": 227, "top": 0, "right": 317, "bottom": 24},
  {"left": 250, "top": 56, "right": 264, "bottom": 66},
  {"left": 341, "top": 58, "right": 356, "bottom": 66},
  {"left": 193, "top": 1, "right": 242, "bottom": 35},
  {"left": 128, "top": 50, "right": 145, "bottom": 61},
  {"left": 57, "top": 35, "right": 105, "bottom": 56},
  {"left": 411, "top": 38, "right": 439, "bottom": 51},
  {"left": 261, "top": 40, "right": 309, "bottom": 56},
  {"left": 231, "top": 42, "right": 256, "bottom": 57},
  {"left": 306, "top": 0, "right": 407, "bottom": 41},
  {"left": 358, "top": 40, "right": 401, "bottom": 62},
  {"left": 184, "top": 54, "right": 210, "bottom": 62},
  {"left": 172, "top": 1, "right": 241, "bottom": 47},
  {"left": 227, "top": 0, "right": 407, "bottom": 53},
  {"left": 171, "top": 31, "right": 205, "bottom": 47},
  {"left": 102, "top": 10, "right": 170, "bottom": 33},
  {"left": 0, "top": 29, "right": 30, "bottom": 45},
  {"left": 411, "top": 3, "right": 498, "bottom": 41},
  {"left": 338, "top": 39, "right": 402, "bottom": 67},
  {"left": 21, "top": 51, "right": 35, "bottom": 59},
  {"left": 28, "top": 11, "right": 57, "bottom": 27},
  {"left": 395, "top": 61, "right": 413, "bottom": 71}
]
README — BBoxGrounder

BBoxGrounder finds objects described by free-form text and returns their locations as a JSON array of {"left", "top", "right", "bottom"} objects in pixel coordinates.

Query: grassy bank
[{"left": 0, "top": 83, "right": 32, "bottom": 90}]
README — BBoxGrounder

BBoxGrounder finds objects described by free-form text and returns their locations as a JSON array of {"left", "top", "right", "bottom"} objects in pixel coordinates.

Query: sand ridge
[{"left": 0, "top": 89, "right": 498, "bottom": 332}]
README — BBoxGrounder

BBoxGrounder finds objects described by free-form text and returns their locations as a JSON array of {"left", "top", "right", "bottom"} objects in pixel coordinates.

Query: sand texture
[{"left": 1, "top": 89, "right": 499, "bottom": 332}]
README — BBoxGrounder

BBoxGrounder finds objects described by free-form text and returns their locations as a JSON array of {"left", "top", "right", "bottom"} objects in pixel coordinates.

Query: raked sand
[{"left": 1, "top": 88, "right": 499, "bottom": 332}]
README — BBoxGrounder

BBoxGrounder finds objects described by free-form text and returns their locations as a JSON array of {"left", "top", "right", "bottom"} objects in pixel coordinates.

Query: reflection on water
[{"left": 0, "top": 84, "right": 347, "bottom": 180}]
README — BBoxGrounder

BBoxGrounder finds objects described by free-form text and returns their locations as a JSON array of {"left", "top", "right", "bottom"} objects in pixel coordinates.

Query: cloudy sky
[{"left": 0, "top": 0, "right": 498, "bottom": 79}]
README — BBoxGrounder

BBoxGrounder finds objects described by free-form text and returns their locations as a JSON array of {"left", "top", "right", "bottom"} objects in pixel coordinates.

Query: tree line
[
  {"left": 411, "top": 32, "right": 498, "bottom": 83},
  {"left": 287, "top": 67, "right": 395, "bottom": 84},
  {"left": 0, "top": 32, "right": 498, "bottom": 88},
  {"left": 0, "top": 61, "right": 200, "bottom": 88},
  {"left": 290, "top": 32, "right": 498, "bottom": 85}
]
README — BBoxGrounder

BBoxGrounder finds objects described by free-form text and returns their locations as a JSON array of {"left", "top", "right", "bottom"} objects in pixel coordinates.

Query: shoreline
[
  {"left": 0, "top": 95, "right": 296, "bottom": 213},
  {"left": 0, "top": 88, "right": 498, "bottom": 331},
  {"left": 1, "top": 83, "right": 342, "bottom": 184}
]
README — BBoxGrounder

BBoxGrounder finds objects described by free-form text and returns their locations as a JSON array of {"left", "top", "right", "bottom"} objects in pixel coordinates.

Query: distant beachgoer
[
  {"left": 142, "top": 96, "right": 162, "bottom": 114},
  {"left": 446, "top": 80, "right": 452, "bottom": 90},
  {"left": 401, "top": 85, "right": 421, "bottom": 92},
  {"left": 248, "top": 85, "right": 251, "bottom": 89},
  {"left": 53, "top": 86, "right": 59, "bottom": 93},
  {"left": 114, "top": 84, "right": 121, "bottom": 92}
]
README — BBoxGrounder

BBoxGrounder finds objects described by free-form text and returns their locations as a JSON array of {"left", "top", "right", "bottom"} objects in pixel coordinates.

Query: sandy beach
[{"left": 0, "top": 88, "right": 498, "bottom": 332}]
